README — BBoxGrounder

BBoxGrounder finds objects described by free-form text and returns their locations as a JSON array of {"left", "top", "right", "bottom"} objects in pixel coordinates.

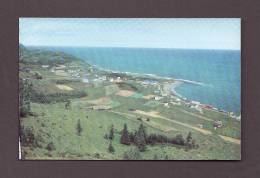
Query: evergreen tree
[
  {"left": 134, "top": 123, "right": 147, "bottom": 152},
  {"left": 186, "top": 132, "right": 192, "bottom": 144},
  {"left": 164, "top": 155, "right": 169, "bottom": 160},
  {"left": 120, "top": 124, "right": 130, "bottom": 145},
  {"left": 108, "top": 124, "right": 114, "bottom": 140},
  {"left": 76, "top": 119, "right": 83, "bottom": 136},
  {"left": 108, "top": 141, "right": 115, "bottom": 153}
]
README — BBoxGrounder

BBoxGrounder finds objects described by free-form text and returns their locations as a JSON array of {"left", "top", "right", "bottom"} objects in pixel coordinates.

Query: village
[{"left": 32, "top": 61, "right": 241, "bottom": 131}]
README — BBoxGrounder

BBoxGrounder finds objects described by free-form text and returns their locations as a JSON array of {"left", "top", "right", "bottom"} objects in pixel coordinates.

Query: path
[{"left": 133, "top": 110, "right": 241, "bottom": 145}]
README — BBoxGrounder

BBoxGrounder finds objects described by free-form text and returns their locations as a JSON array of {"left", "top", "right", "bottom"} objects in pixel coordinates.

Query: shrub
[
  {"left": 108, "top": 125, "right": 114, "bottom": 140},
  {"left": 76, "top": 119, "right": 83, "bottom": 136},
  {"left": 108, "top": 142, "right": 115, "bottom": 153},
  {"left": 20, "top": 126, "right": 36, "bottom": 147},
  {"left": 172, "top": 134, "right": 185, "bottom": 145},
  {"left": 104, "top": 133, "right": 109, "bottom": 140},
  {"left": 46, "top": 142, "right": 55, "bottom": 151},
  {"left": 122, "top": 148, "right": 142, "bottom": 160},
  {"left": 34, "top": 72, "right": 43, "bottom": 79},
  {"left": 65, "top": 99, "right": 71, "bottom": 110}
]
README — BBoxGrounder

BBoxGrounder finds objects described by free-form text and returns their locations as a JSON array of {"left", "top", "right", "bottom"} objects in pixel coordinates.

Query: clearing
[
  {"left": 116, "top": 90, "right": 135, "bottom": 97},
  {"left": 56, "top": 84, "right": 74, "bottom": 91}
]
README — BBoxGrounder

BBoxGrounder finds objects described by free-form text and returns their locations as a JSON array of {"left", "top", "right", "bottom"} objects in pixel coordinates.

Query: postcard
[{"left": 19, "top": 18, "right": 241, "bottom": 160}]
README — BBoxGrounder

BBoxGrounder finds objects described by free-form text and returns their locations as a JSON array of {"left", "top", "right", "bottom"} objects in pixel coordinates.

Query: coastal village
[
  {"left": 37, "top": 62, "right": 241, "bottom": 127},
  {"left": 19, "top": 45, "right": 241, "bottom": 160}
]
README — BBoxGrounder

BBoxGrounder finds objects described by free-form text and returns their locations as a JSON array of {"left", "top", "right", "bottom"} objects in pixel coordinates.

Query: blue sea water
[{"left": 38, "top": 47, "right": 241, "bottom": 114}]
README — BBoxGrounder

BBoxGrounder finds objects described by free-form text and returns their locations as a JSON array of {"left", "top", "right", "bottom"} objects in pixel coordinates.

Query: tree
[
  {"left": 76, "top": 119, "right": 83, "bottom": 136},
  {"left": 120, "top": 124, "right": 130, "bottom": 145},
  {"left": 65, "top": 99, "right": 71, "bottom": 110},
  {"left": 164, "top": 155, "right": 169, "bottom": 160},
  {"left": 108, "top": 124, "right": 114, "bottom": 140},
  {"left": 19, "top": 78, "right": 32, "bottom": 117},
  {"left": 174, "top": 134, "right": 185, "bottom": 145},
  {"left": 46, "top": 142, "right": 55, "bottom": 151},
  {"left": 134, "top": 123, "right": 147, "bottom": 151},
  {"left": 186, "top": 132, "right": 192, "bottom": 144},
  {"left": 108, "top": 141, "right": 115, "bottom": 153}
]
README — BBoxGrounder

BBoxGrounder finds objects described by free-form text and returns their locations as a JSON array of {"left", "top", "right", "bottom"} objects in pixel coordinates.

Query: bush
[
  {"left": 34, "top": 72, "right": 43, "bottom": 79},
  {"left": 76, "top": 119, "right": 83, "bottom": 136},
  {"left": 123, "top": 148, "right": 142, "bottom": 160},
  {"left": 104, "top": 134, "right": 109, "bottom": 140},
  {"left": 172, "top": 134, "right": 185, "bottom": 145},
  {"left": 20, "top": 126, "right": 37, "bottom": 147},
  {"left": 108, "top": 125, "right": 114, "bottom": 140},
  {"left": 46, "top": 142, "right": 55, "bottom": 151},
  {"left": 108, "top": 142, "right": 115, "bottom": 153}
]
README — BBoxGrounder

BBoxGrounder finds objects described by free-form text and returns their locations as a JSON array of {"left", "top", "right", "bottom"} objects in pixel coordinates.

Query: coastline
[{"left": 89, "top": 64, "right": 240, "bottom": 118}]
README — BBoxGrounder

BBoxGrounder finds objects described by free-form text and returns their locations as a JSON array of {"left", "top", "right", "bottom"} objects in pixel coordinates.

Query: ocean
[{"left": 37, "top": 47, "right": 241, "bottom": 114}]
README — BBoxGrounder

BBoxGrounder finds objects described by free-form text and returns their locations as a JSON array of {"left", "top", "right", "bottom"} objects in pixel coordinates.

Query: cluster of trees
[
  {"left": 31, "top": 90, "right": 87, "bottom": 104},
  {"left": 104, "top": 123, "right": 198, "bottom": 154},
  {"left": 19, "top": 78, "right": 33, "bottom": 117},
  {"left": 119, "top": 123, "right": 198, "bottom": 151},
  {"left": 55, "top": 79, "right": 81, "bottom": 84}
]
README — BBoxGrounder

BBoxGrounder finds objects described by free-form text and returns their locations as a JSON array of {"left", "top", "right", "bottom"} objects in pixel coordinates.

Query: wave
[{"left": 174, "top": 79, "right": 204, "bottom": 86}]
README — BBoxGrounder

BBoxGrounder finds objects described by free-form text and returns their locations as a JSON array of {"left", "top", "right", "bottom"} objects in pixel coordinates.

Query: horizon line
[{"left": 21, "top": 44, "right": 240, "bottom": 51}]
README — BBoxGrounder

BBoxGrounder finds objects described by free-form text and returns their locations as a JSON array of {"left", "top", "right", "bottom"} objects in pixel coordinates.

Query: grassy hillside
[{"left": 19, "top": 45, "right": 241, "bottom": 160}]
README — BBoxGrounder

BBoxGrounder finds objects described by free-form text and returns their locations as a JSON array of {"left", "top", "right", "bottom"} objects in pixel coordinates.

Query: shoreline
[{"left": 89, "top": 65, "right": 240, "bottom": 118}]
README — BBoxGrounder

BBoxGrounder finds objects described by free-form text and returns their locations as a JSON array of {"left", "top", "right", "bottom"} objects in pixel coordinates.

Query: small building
[
  {"left": 82, "top": 78, "right": 89, "bottom": 83},
  {"left": 163, "top": 102, "right": 169, "bottom": 107},
  {"left": 197, "top": 124, "right": 203, "bottom": 128},
  {"left": 213, "top": 120, "right": 223, "bottom": 129},
  {"left": 41, "top": 65, "right": 49, "bottom": 68},
  {"left": 92, "top": 105, "right": 111, "bottom": 110},
  {"left": 154, "top": 96, "right": 162, "bottom": 101}
]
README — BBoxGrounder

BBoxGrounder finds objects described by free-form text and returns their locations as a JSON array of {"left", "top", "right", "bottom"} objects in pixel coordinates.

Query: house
[
  {"left": 197, "top": 124, "right": 203, "bottom": 128},
  {"left": 190, "top": 104, "right": 203, "bottom": 114},
  {"left": 154, "top": 96, "right": 162, "bottom": 101},
  {"left": 41, "top": 65, "right": 49, "bottom": 68},
  {"left": 82, "top": 78, "right": 89, "bottom": 83},
  {"left": 213, "top": 120, "right": 223, "bottom": 129},
  {"left": 163, "top": 102, "right": 169, "bottom": 107},
  {"left": 191, "top": 100, "right": 200, "bottom": 105},
  {"left": 92, "top": 105, "right": 111, "bottom": 110}
]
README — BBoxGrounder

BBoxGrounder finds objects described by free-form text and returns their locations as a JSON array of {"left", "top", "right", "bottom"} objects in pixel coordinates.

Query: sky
[{"left": 19, "top": 18, "right": 241, "bottom": 50}]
